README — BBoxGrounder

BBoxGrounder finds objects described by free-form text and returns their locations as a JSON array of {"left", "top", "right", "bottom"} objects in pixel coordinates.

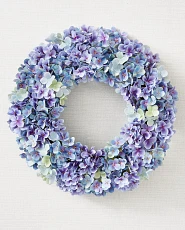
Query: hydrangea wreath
[{"left": 8, "top": 26, "right": 178, "bottom": 196}]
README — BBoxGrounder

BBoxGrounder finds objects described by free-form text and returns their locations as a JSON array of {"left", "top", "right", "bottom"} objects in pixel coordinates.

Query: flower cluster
[{"left": 8, "top": 26, "right": 178, "bottom": 196}]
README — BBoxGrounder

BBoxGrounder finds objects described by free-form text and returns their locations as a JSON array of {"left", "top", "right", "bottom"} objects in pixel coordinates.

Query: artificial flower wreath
[{"left": 8, "top": 26, "right": 178, "bottom": 196}]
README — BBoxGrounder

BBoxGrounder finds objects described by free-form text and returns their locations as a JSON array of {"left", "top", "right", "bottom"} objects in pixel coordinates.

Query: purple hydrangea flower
[
  {"left": 10, "top": 115, "right": 24, "bottom": 129},
  {"left": 114, "top": 175, "right": 129, "bottom": 188},
  {"left": 156, "top": 121, "right": 171, "bottom": 136},
  {"left": 143, "top": 137, "right": 156, "bottom": 149},
  {"left": 91, "top": 180, "right": 102, "bottom": 194}
]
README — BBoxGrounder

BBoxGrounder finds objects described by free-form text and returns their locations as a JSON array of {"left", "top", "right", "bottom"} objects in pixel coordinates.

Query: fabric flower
[
  {"left": 40, "top": 72, "right": 55, "bottom": 88},
  {"left": 60, "top": 36, "right": 72, "bottom": 50},
  {"left": 114, "top": 176, "right": 129, "bottom": 188},
  {"left": 137, "top": 108, "right": 145, "bottom": 121},
  {"left": 143, "top": 137, "right": 156, "bottom": 149},
  {"left": 49, "top": 131, "right": 59, "bottom": 141},
  {"left": 145, "top": 105, "right": 159, "bottom": 117},
  {"left": 132, "top": 147, "right": 145, "bottom": 159},
  {"left": 49, "top": 79, "right": 62, "bottom": 92},
  {"left": 143, "top": 152, "right": 152, "bottom": 164},
  {"left": 108, "top": 159, "right": 126, "bottom": 171},
  {"left": 157, "top": 65, "right": 169, "bottom": 82},
  {"left": 107, "top": 146, "right": 119, "bottom": 158},
  {"left": 156, "top": 121, "right": 171, "bottom": 136},
  {"left": 37, "top": 144, "right": 50, "bottom": 156},
  {"left": 82, "top": 175, "right": 94, "bottom": 189},
  {"left": 109, "top": 52, "right": 128, "bottom": 76},
  {"left": 10, "top": 115, "right": 24, "bottom": 128},
  {"left": 119, "top": 69, "right": 129, "bottom": 81},
  {"left": 37, "top": 100, "right": 48, "bottom": 112},
  {"left": 102, "top": 178, "right": 111, "bottom": 190},
  {"left": 42, "top": 155, "right": 51, "bottom": 167},
  {"left": 56, "top": 86, "right": 70, "bottom": 97},
  {"left": 124, "top": 103, "right": 140, "bottom": 122},
  {"left": 153, "top": 87, "right": 165, "bottom": 99},
  {"left": 111, "top": 136, "right": 125, "bottom": 148},
  {"left": 133, "top": 65, "right": 145, "bottom": 78},
  {"left": 91, "top": 180, "right": 102, "bottom": 194},
  {"left": 27, "top": 135, "right": 38, "bottom": 148}
]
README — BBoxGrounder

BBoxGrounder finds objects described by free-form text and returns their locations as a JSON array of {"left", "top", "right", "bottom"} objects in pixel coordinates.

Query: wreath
[{"left": 8, "top": 26, "right": 178, "bottom": 196}]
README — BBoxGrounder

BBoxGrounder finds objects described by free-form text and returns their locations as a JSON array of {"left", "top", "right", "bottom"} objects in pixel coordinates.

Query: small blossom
[
  {"left": 133, "top": 65, "right": 145, "bottom": 78},
  {"left": 156, "top": 121, "right": 171, "bottom": 136},
  {"left": 108, "top": 146, "right": 119, "bottom": 158},
  {"left": 102, "top": 178, "right": 111, "bottom": 190},
  {"left": 145, "top": 105, "right": 159, "bottom": 117},
  {"left": 124, "top": 103, "right": 140, "bottom": 122},
  {"left": 10, "top": 115, "right": 24, "bottom": 128},
  {"left": 143, "top": 137, "right": 156, "bottom": 149},
  {"left": 91, "top": 180, "right": 102, "bottom": 194},
  {"left": 119, "top": 69, "right": 129, "bottom": 81},
  {"left": 82, "top": 175, "right": 94, "bottom": 189},
  {"left": 37, "top": 144, "right": 50, "bottom": 156},
  {"left": 27, "top": 135, "right": 38, "bottom": 148},
  {"left": 153, "top": 87, "right": 165, "bottom": 99},
  {"left": 157, "top": 65, "right": 169, "bottom": 82},
  {"left": 108, "top": 159, "right": 126, "bottom": 171},
  {"left": 42, "top": 155, "right": 51, "bottom": 167},
  {"left": 37, "top": 100, "right": 48, "bottom": 112},
  {"left": 137, "top": 108, "right": 145, "bottom": 121},
  {"left": 143, "top": 152, "right": 152, "bottom": 164},
  {"left": 49, "top": 131, "right": 59, "bottom": 141},
  {"left": 114, "top": 176, "right": 129, "bottom": 188},
  {"left": 40, "top": 72, "right": 55, "bottom": 88},
  {"left": 132, "top": 147, "right": 145, "bottom": 159},
  {"left": 56, "top": 86, "right": 71, "bottom": 97},
  {"left": 49, "top": 79, "right": 62, "bottom": 92},
  {"left": 60, "top": 36, "right": 71, "bottom": 50}
]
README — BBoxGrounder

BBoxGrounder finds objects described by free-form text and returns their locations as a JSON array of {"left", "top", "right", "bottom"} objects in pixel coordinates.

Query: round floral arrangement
[{"left": 8, "top": 26, "right": 178, "bottom": 196}]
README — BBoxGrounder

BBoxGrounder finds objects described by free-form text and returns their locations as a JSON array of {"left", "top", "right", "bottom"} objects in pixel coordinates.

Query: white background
[{"left": 0, "top": 0, "right": 185, "bottom": 229}]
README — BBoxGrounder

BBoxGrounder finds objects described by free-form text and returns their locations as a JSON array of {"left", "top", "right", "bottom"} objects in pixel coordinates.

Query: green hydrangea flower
[
  {"left": 49, "top": 79, "right": 62, "bottom": 92},
  {"left": 145, "top": 105, "right": 159, "bottom": 117},
  {"left": 41, "top": 155, "right": 51, "bottom": 167},
  {"left": 94, "top": 170, "right": 106, "bottom": 179}
]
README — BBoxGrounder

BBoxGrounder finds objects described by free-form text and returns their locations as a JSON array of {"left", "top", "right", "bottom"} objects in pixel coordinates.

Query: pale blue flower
[
  {"left": 111, "top": 136, "right": 125, "bottom": 148},
  {"left": 102, "top": 178, "right": 111, "bottom": 190},
  {"left": 143, "top": 152, "right": 152, "bottom": 164},
  {"left": 37, "top": 144, "right": 50, "bottom": 156},
  {"left": 108, "top": 146, "right": 119, "bottom": 158},
  {"left": 109, "top": 53, "right": 128, "bottom": 76},
  {"left": 56, "top": 86, "right": 71, "bottom": 97},
  {"left": 157, "top": 65, "right": 169, "bottom": 82},
  {"left": 40, "top": 72, "right": 55, "bottom": 88},
  {"left": 49, "top": 131, "right": 59, "bottom": 141},
  {"left": 124, "top": 103, "right": 140, "bottom": 122},
  {"left": 60, "top": 37, "right": 71, "bottom": 50},
  {"left": 37, "top": 100, "right": 48, "bottom": 112},
  {"left": 82, "top": 175, "right": 94, "bottom": 189},
  {"left": 153, "top": 87, "right": 165, "bottom": 99},
  {"left": 27, "top": 135, "right": 38, "bottom": 148},
  {"left": 133, "top": 65, "right": 145, "bottom": 78}
]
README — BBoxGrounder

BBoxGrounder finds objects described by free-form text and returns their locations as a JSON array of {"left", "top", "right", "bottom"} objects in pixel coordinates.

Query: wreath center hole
[{"left": 61, "top": 81, "right": 127, "bottom": 149}]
